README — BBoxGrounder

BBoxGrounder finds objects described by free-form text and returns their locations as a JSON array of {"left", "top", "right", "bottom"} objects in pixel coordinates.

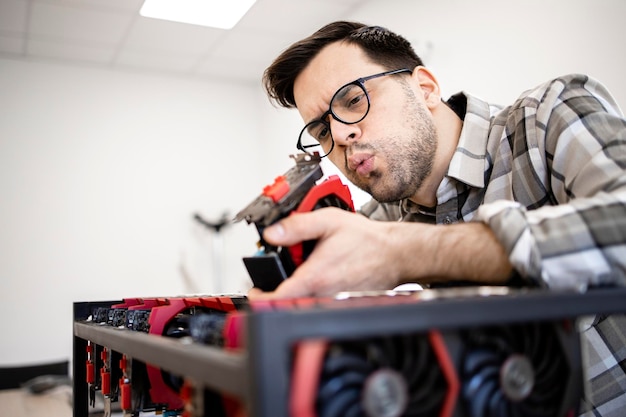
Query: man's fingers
[
  {"left": 263, "top": 209, "right": 333, "bottom": 246},
  {"left": 247, "top": 273, "right": 313, "bottom": 300},
  {"left": 250, "top": 208, "right": 360, "bottom": 301}
]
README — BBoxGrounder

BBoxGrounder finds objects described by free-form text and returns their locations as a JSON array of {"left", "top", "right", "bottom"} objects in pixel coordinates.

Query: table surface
[{"left": 0, "top": 387, "right": 72, "bottom": 417}]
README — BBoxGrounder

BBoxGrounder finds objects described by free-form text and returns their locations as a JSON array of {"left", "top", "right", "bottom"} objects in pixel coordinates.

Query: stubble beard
[{"left": 345, "top": 97, "right": 437, "bottom": 203}]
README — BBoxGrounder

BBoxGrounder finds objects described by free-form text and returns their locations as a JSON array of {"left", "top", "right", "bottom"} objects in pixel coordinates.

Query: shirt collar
[
  {"left": 446, "top": 92, "right": 495, "bottom": 188},
  {"left": 399, "top": 92, "right": 498, "bottom": 213}
]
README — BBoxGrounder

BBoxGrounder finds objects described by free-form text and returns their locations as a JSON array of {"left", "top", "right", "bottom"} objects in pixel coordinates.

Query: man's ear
[{"left": 411, "top": 66, "right": 441, "bottom": 108}]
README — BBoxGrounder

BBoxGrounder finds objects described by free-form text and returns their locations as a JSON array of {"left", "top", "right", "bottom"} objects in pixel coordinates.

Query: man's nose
[{"left": 330, "top": 119, "right": 360, "bottom": 146}]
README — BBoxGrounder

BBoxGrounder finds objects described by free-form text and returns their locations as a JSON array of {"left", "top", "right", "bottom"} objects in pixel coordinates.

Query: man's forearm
[{"left": 391, "top": 221, "right": 513, "bottom": 286}]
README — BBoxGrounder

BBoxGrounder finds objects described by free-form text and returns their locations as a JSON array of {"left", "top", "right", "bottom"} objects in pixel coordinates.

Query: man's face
[{"left": 293, "top": 42, "right": 437, "bottom": 203}]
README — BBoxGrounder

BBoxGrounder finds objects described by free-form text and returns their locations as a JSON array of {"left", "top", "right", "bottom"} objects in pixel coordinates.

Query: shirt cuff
[{"left": 473, "top": 200, "right": 544, "bottom": 286}]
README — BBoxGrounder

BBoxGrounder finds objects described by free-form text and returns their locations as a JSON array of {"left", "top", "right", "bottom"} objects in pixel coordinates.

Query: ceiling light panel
[{"left": 140, "top": 0, "right": 257, "bottom": 30}]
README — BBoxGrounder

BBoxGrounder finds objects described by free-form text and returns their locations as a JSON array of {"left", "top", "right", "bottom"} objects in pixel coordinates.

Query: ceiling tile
[
  {"left": 208, "top": 31, "right": 285, "bottom": 63},
  {"left": 192, "top": 55, "right": 266, "bottom": 83},
  {"left": 115, "top": 48, "right": 201, "bottom": 73},
  {"left": 0, "top": 0, "right": 29, "bottom": 34},
  {"left": 123, "top": 16, "right": 224, "bottom": 56},
  {"left": 33, "top": 0, "right": 145, "bottom": 13},
  {"left": 27, "top": 37, "right": 117, "bottom": 64},
  {"left": 29, "top": 1, "right": 134, "bottom": 44},
  {"left": 0, "top": 34, "right": 25, "bottom": 55},
  {"left": 238, "top": 0, "right": 363, "bottom": 36}
]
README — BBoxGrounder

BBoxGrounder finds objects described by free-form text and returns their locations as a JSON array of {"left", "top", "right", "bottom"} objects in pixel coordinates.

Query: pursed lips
[{"left": 348, "top": 152, "right": 375, "bottom": 177}]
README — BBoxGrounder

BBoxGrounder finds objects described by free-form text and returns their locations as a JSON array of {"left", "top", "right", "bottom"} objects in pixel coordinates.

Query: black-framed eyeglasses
[{"left": 297, "top": 68, "right": 412, "bottom": 158}]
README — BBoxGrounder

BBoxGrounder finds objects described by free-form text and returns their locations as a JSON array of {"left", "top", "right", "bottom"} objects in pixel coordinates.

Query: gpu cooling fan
[
  {"left": 460, "top": 322, "right": 574, "bottom": 417},
  {"left": 291, "top": 320, "right": 580, "bottom": 417},
  {"left": 314, "top": 333, "right": 448, "bottom": 417}
]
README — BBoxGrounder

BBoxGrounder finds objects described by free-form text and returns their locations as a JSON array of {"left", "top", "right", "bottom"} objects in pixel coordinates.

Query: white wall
[
  {"left": 0, "top": 59, "right": 269, "bottom": 365},
  {"left": 350, "top": 0, "right": 626, "bottom": 107},
  {"left": 1, "top": 0, "right": 625, "bottom": 367}
]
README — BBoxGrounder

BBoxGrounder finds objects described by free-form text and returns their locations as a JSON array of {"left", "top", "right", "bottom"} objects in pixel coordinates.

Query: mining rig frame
[{"left": 73, "top": 286, "right": 626, "bottom": 417}]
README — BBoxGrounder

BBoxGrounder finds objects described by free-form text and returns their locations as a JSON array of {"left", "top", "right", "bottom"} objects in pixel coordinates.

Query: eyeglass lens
[
  {"left": 298, "top": 82, "right": 369, "bottom": 157},
  {"left": 298, "top": 120, "right": 332, "bottom": 157},
  {"left": 330, "top": 82, "right": 370, "bottom": 124}
]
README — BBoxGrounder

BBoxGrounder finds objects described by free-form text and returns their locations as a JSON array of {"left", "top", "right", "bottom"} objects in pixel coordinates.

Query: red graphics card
[
  {"left": 235, "top": 152, "right": 354, "bottom": 291},
  {"left": 244, "top": 287, "right": 587, "bottom": 417},
  {"left": 89, "top": 295, "right": 247, "bottom": 415},
  {"left": 77, "top": 287, "right": 626, "bottom": 417}
]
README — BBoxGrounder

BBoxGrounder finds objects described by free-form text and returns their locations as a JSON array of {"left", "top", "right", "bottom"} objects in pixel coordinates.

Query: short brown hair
[{"left": 263, "top": 21, "right": 423, "bottom": 108}]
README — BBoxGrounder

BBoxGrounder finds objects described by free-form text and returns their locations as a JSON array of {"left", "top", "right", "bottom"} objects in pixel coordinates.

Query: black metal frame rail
[
  {"left": 73, "top": 287, "right": 626, "bottom": 417},
  {"left": 72, "top": 301, "right": 249, "bottom": 417},
  {"left": 74, "top": 322, "right": 247, "bottom": 395}
]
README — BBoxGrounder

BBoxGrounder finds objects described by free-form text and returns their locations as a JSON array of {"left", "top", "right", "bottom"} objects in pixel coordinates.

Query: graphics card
[
  {"left": 235, "top": 152, "right": 354, "bottom": 291},
  {"left": 245, "top": 287, "right": 586, "bottom": 417},
  {"left": 87, "top": 295, "right": 247, "bottom": 415}
]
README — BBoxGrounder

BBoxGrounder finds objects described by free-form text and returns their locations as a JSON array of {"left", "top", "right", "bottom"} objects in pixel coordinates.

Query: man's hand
[
  {"left": 247, "top": 207, "right": 513, "bottom": 300},
  {"left": 248, "top": 208, "right": 401, "bottom": 299}
]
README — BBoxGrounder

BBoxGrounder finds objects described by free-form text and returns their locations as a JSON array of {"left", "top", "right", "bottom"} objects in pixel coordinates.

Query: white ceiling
[
  {"left": 0, "top": 0, "right": 370, "bottom": 85},
  {"left": 3, "top": 0, "right": 626, "bottom": 107}
]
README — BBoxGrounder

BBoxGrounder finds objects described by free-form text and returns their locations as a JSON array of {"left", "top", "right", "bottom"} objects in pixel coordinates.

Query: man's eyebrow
[
  {"left": 333, "top": 83, "right": 353, "bottom": 102},
  {"left": 306, "top": 109, "right": 330, "bottom": 125},
  {"left": 304, "top": 80, "right": 355, "bottom": 124}
]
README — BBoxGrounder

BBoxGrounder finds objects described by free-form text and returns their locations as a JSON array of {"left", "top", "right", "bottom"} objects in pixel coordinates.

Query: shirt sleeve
[{"left": 474, "top": 74, "right": 626, "bottom": 290}]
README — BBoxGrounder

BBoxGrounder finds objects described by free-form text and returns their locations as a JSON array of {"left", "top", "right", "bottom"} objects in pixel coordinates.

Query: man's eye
[
  {"left": 315, "top": 126, "right": 330, "bottom": 142},
  {"left": 306, "top": 121, "right": 331, "bottom": 144},
  {"left": 334, "top": 83, "right": 368, "bottom": 117},
  {"left": 346, "top": 92, "right": 366, "bottom": 109}
]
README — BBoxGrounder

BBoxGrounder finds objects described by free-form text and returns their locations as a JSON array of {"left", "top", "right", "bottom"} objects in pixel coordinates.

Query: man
[{"left": 249, "top": 21, "right": 626, "bottom": 415}]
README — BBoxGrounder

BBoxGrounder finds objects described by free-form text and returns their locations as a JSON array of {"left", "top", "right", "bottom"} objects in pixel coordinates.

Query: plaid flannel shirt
[{"left": 360, "top": 74, "right": 626, "bottom": 415}]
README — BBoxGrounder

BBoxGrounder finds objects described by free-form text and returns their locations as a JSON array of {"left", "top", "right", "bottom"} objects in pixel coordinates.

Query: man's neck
[{"left": 409, "top": 99, "right": 463, "bottom": 207}]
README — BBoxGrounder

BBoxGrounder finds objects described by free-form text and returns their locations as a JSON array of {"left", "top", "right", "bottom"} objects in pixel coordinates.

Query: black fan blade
[
  {"left": 487, "top": 389, "right": 508, "bottom": 417},
  {"left": 323, "top": 351, "right": 374, "bottom": 375},
  {"left": 318, "top": 334, "right": 448, "bottom": 417},
  {"left": 463, "top": 349, "right": 501, "bottom": 380},
  {"left": 318, "top": 387, "right": 361, "bottom": 417},
  {"left": 462, "top": 323, "right": 570, "bottom": 417},
  {"left": 318, "top": 370, "right": 367, "bottom": 404},
  {"left": 469, "top": 377, "right": 499, "bottom": 417}
]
